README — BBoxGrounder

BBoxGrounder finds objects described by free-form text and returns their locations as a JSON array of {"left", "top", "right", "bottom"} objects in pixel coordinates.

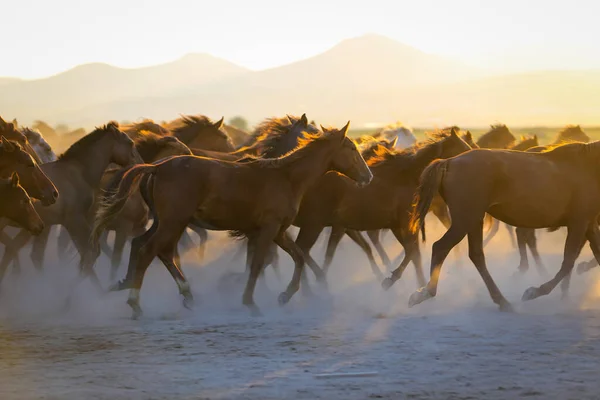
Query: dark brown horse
[
  {"left": 291, "top": 128, "right": 470, "bottom": 290},
  {"left": 551, "top": 125, "right": 590, "bottom": 145},
  {"left": 93, "top": 121, "right": 373, "bottom": 318},
  {"left": 476, "top": 124, "right": 516, "bottom": 149},
  {"left": 408, "top": 141, "right": 600, "bottom": 311},
  {"left": 0, "top": 173, "right": 44, "bottom": 234},
  {"left": 122, "top": 119, "right": 170, "bottom": 139},
  {"left": 165, "top": 115, "right": 234, "bottom": 152},
  {"left": 0, "top": 123, "right": 140, "bottom": 288}
]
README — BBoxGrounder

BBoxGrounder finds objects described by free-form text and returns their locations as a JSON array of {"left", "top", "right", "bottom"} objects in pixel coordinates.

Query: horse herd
[{"left": 0, "top": 114, "right": 597, "bottom": 319}]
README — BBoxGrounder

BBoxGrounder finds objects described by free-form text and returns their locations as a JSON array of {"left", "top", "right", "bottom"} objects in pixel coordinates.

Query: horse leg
[
  {"left": 323, "top": 226, "right": 344, "bottom": 275},
  {"left": 30, "top": 227, "right": 51, "bottom": 271},
  {"left": 408, "top": 224, "right": 468, "bottom": 307},
  {"left": 366, "top": 230, "right": 392, "bottom": 270},
  {"left": 345, "top": 229, "right": 384, "bottom": 280},
  {"left": 515, "top": 227, "right": 531, "bottom": 274},
  {"left": 188, "top": 224, "right": 208, "bottom": 262},
  {"left": 467, "top": 221, "right": 513, "bottom": 311},
  {"left": 577, "top": 256, "right": 598, "bottom": 275},
  {"left": 110, "top": 230, "right": 128, "bottom": 282},
  {"left": 526, "top": 229, "right": 548, "bottom": 277},
  {"left": 157, "top": 247, "right": 194, "bottom": 310},
  {"left": 57, "top": 226, "right": 72, "bottom": 262},
  {"left": 294, "top": 226, "right": 323, "bottom": 297},
  {"left": 275, "top": 228, "right": 308, "bottom": 306},
  {"left": 522, "top": 223, "right": 587, "bottom": 301},
  {"left": 382, "top": 226, "right": 423, "bottom": 288},
  {"left": 63, "top": 221, "right": 103, "bottom": 296},
  {"left": 0, "top": 229, "right": 32, "bottom": 285},
  {"left": 242, "top": 224, "right": 280, "bottom": 316}
]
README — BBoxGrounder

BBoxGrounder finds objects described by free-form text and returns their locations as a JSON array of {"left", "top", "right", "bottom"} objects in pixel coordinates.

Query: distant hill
[
  {"left": 3, "top": 34, "right": 600, "bottom": 128},
  {"left": 0, "top": 53, "right": 249, "bottom": 120}
]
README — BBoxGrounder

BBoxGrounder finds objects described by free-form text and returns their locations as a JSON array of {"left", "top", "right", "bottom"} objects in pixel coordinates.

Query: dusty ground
[{"left": 1, "top": 223, "right": 600, "bottom": 400}]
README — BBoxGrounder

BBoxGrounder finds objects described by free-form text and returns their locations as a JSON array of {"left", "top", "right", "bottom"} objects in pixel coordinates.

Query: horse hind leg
[
  {"left": 110, "top": 230, "right": 128, "bottom": 282},
  {"left": 382, "top": 227, "right": 423, "bottom": 289},
  {"left": 157, "top": 247, "right": 194, "bottom": 310},
  {"left": 323, "top": 226, "right": 344, "bottom": 276},
  {"left": 345, "top": 229, "right": 384, "bottom": 280},
  {"left": 367, "top": 230, "right": 392, "bottom": 271},
  {"left": 526, "top": 229, "right": 548, "bottom": 278},
  {"left": 522, "top": 222, "right": 587, "bottom": 302}
]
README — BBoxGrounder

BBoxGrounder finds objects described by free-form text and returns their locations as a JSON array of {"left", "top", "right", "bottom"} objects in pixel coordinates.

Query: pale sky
[{"left": 3, "top": 0, "right": 599, "bottom": 79}]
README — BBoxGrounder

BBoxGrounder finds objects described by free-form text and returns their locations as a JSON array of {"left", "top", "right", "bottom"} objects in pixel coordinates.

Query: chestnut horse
[
  {"left": 93, "top": 122, "right": 373, "bottom": 318},
  {"left": 409, "top": 140, "right": 600, "bottom": 311}
]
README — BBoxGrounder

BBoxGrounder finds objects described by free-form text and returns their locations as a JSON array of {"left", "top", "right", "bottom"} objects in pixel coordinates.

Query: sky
[{"left": 2, "top": 0, "right": 600, "bottom": 79}]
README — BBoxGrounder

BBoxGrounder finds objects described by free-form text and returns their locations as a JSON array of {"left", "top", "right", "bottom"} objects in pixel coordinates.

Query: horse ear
[
  {"left": 287, "top": 115, "right": 297, "bottom": 124},
  {"left": 299, "top": 113, "right": 308, "bottom": 128},
  {"left": 320, "top": 124, "right": 328, "bottom": 133},
  {"left": 11, "top": 119, "right": 18, "bottom": 129},
  {"left": 450, "top": 127, "right": 459, "bottom": 137},
  {"left": 214, "top": 117, "right": 224, "bottom": 129},
  {"left": 0, "top": 116, "right": 6, "bottom": 128},
  {"left": 10, "top": 172, "right": 19, "bottom": 187},
  {"left": 534, "top": 134, "right": 538, "bottom": 139},
  {"left": 390, "top": 136, "right": 398, "bottom": 148},
  {"left": 340, "top": 121, "right": 350, "bottom": 137}
]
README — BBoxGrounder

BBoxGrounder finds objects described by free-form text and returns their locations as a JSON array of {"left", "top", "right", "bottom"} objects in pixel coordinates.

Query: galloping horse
[{"left": 93, "top": 121, "right": 373, "bottom": 318}]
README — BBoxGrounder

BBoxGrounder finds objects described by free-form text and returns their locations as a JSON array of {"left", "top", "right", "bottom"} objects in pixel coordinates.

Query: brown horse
[
  {"left": 93, "top": 121, "right": 373, "bottom": 318},
  {"left": 292, "top": 128, "right": 470, "bottom": 289},
  {"left": 0, "top": 137, "right": 58, "bottom": 205},
  {"left": 476, "top": 124, "right": 516, "bottom": 149},
  {"left": 0, "top": 117, "right": 44, "bottom": 165},
  {"left": 0, "top": 173, "right": 44, "bottom": 234},
  {"left": 122, "top": 119, "right": 170, "bottom": 139},
  {"left": 408, "top": 141, "right": 600, "bottom": 311},
  {"left": 165, "top": 115, "right": 234, "bottom": 152},
  {"left": 551, "top": 125, "right": 590, "bottom": 145},
  {"left": 0, "top": 123, "right": 140, "bottom": 287}
]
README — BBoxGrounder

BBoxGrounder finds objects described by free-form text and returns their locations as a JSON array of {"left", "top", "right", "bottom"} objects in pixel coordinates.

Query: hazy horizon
[{"left": 4, "top": 0, "right": 600, "bottom": 79}]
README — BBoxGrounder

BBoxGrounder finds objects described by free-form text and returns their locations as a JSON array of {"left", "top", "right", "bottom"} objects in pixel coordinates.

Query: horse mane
[
  {"left": 367, "top": 128, "right": 456, "bottom": 169},
  {"left": 133, "top": 131, "right": 184, "bottom": 162},
  {"left": 169, "top": 115, "right": 229, "bottom": 145},
  {"left": 59, "top": 122, "right": 120, "bottom": 161},
  {"left": 123, "top": 119, "right": 169, "bottom": 136},
  {"left": 234, "top": 130, "right": 336, "bottom": 168}
]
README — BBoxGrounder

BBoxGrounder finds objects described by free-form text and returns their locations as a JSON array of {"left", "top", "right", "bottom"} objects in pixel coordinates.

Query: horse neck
[
  {"left": 281, "top": 140, "right": 337, "bottom": 197},
  {"left": 60, "top": 137, "right": 115, "bottom": 187}
]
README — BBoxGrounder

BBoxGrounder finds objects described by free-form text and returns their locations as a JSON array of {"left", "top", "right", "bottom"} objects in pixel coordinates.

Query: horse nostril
[{"left": 52, "top": 190, "right": 59, "bottom": 199}]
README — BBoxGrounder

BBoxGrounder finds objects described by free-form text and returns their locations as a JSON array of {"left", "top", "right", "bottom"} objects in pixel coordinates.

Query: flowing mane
[
  {"left": 59, "top": 122, "right": 120, "bottom": 161},
  {"left": 552, "top": 125, "right": 590, "bottom": 145},
  {"left": 134, "top": 131, "right": 190, "bottom": 162},
  {"left": 122, "top": 119, "right": 169, "bottom": 137},
  {"left": 243, "top": 115, "right": 319, "bottom": 157}
]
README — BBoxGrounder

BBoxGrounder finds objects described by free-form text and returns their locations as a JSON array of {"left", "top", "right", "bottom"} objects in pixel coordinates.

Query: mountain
[
  {"left": 0, "top": 53, "right": 249, "bottom": 120},
  {"left": 3, "top": 34, "right": 600, "bottom": 128}
]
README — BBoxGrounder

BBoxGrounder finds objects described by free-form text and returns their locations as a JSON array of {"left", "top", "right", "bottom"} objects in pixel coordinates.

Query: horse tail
[
  {"left": 91, "top": 164, "right": 156, "bottom": 248},
  {"left": 410, "top": 159, "right": 448, "bottom": 242}
]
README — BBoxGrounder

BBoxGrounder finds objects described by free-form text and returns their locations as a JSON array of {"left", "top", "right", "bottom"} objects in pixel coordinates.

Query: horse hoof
[
  {"left": 408, "top": 287, "right": 433, "bottom": 308},
  {"left": 247, "top": 305, "right": 263, "bottom": 317},
  {"left": 127, "top": 299, "right": 143, "bottom": 320},
  {"left": 109, "top": 280, "right": 130, "bottom": 292},
  {"left": 522, "top": 287, "right": 541, "bottom": 301},
  {"left": 278, "top": 292, "right": 291, "bottom": 306},
  {"left": 381, "top": 277, "right": 394, "bottom": 291},
  {"left": 182, "top": 293, "right": 194, "bottom": 310},
  {"left": 499, "top": 302, "right": 515, "bottom": 313},
  {"left": 577, "top": 261, "right": 593, "bottom": 275}
]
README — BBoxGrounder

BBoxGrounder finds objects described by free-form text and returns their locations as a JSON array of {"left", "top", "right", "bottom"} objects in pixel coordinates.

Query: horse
[
  {"left": 476, "top": 124, "right": 516, "bottom": 149},
  {"left": 291, "top": 128, "right": 470, "bottom": 289},
  {"left": 408, "top": 141, "right": 600, "bottom": 311},
  {"left": 223, "top": 124, "right": 251, "bottom": 148},
  {"left": 0, "top": 122, "right": 140, "bottom": 289},
  {"left": 551, "top": 125, "right": 590, "bottom": 145},
  {"left": 0, "top": 117, "right": 44, "bottom": 166},
  {"left": 460, "top": 131, "right": 478, "bottom": 149},
  {"left": 21, "top": 127, "right": 58, "bottom": 163},
  {"left": 376, "top": 121, "right": 417, "bottom": 149},
  {"left": 165, "top": 115, "right": 234, "bottom": 152},
  {"left": 0, "top": 173, "right": 44, "bottom": 234},
  {"left": 92, "top": 121, "right": 373, "bottom": 319}
]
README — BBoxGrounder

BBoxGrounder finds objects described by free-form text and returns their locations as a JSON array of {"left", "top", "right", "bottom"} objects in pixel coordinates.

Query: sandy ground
[{"left": 1, "top": 221, "right": 600, "bottom": 400}]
